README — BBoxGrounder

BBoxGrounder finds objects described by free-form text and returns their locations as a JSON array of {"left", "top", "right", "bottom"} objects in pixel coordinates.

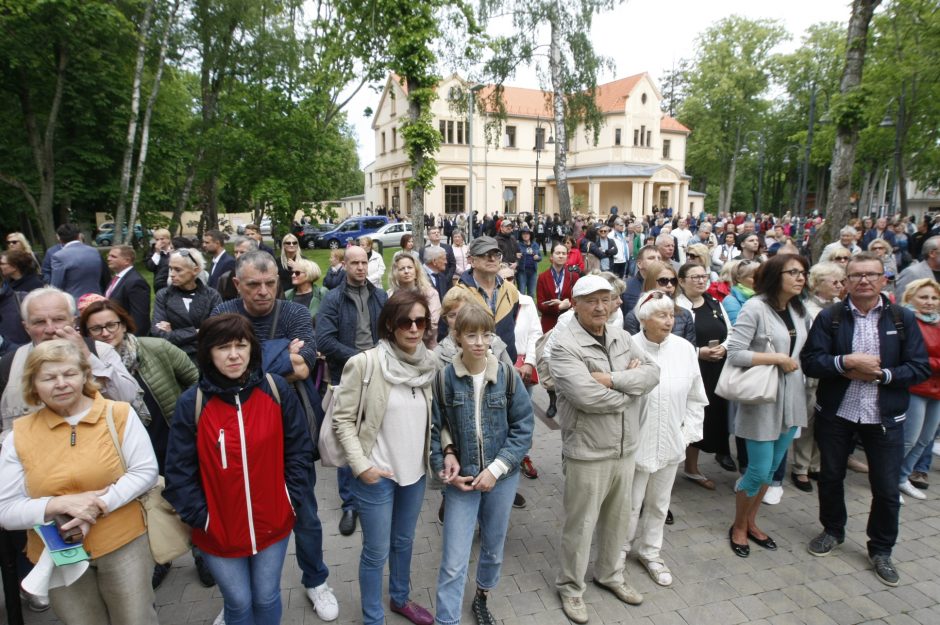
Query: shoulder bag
[
  {"left": 715, "top": 307, "right": 779, "bottom": 405},
  {"left": 317, "top": 350, "right": 375, "bottom": 468},
  {"left": 104, "top": 402, "right": 191, "bottom": 565}
]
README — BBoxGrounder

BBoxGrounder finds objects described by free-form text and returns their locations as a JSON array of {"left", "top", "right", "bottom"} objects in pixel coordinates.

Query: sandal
[
  {"left": 683, "top": 471, "right": 716, "bottom": 491},
  {"left": 640, "top": 559, "right": 673, "bottom": 586}
]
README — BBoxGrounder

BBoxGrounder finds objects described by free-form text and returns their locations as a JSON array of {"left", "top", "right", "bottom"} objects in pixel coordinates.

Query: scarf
[
  {"left": 735, "top": 284, "right": 755, "bottom": 299},
  {"left": 376, "top": 339, "right": 438, "bottom": 388},
  {"left": 905, "top": 303, "right": 940, "bottom": 325},
  {"left": 116, "top": 334, "right": 153, "bottom": 425}
]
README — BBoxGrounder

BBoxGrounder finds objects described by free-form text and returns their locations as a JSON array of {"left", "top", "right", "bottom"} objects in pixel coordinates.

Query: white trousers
[{"left": 622, "top": 462, "right": 679, "bottom": 563}]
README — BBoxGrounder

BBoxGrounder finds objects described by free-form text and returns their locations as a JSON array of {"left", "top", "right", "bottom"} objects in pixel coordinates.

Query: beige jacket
[
  {"left": 331, "top": 348, "right": 434, "bottom": 478},
  {"left": 549, "top": 317, "right": 660, "bottom": 460}
]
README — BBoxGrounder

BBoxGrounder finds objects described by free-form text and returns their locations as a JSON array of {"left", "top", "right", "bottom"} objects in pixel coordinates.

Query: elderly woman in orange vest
[{"left": 0, "top": 339, "right": 159, "bottom": 625}]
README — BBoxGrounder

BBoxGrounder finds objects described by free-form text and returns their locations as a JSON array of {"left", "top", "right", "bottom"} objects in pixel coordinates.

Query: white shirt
[
  {"left": 369, "top": 384, "right": 426, "bottom": 486},
  {"left": 513, "top": 295, "right": 543, "bottom": 367}
]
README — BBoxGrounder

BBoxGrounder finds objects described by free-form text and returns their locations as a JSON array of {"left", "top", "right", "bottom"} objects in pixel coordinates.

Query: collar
[
  {"left": 39, "top": 392, "right": 106, "bottom": 430},
  {"left": 113, "top": 266, "right": 133, "bottom": 280},
  {"left": 848, "top": 295, "right": 884, "bottom": 317},
  {"left": 213, "top": 250, "right": 226, "bottom": 261},
  {"left": 571, "top": 315, "right": 613, "bottom": 348},
  {"left": 62, "top": 240, "right": 81, "bottom": 249},
  {"left": 452, "top": 351, "right": 499, "bottom": 383}
]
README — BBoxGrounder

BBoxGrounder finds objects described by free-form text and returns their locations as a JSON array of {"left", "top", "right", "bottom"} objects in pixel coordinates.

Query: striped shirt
[{"left": 835, "top": 299, "right": 884, "bottom": 425}]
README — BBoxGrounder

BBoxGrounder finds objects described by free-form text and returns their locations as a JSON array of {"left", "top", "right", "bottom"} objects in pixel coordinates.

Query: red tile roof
[
  {"left": 478, "top": 85, "right": 553, "bottom": 118},
  {"left": 661, "top": 116, "right": 690, "bottom": 133},
  {"left": 594, "top": 74, "right": 645, "bottom": 112}
]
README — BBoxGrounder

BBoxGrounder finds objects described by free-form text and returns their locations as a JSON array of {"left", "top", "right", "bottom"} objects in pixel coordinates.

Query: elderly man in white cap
[{"left": 549, "top": 275, "right": 660, "bottom": 623}]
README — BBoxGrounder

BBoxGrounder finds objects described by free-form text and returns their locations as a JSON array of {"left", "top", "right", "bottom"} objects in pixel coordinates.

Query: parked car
[
  {"left": 296, "top": 223, "right": 335, "bottom": 249},
  {"left": 314, "top": 216, "right": 390, "bottom": 249},
  {"left": 95, "top": 223, "right": 150, "bottom": 246},
  {"left": 368, "top": 222, "right": 413, "bottom": 253}
]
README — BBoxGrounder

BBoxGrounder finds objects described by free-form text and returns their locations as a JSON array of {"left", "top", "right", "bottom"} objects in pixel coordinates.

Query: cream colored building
[{"left": 364, "top": 73, "right": 703, "bottom": 220}]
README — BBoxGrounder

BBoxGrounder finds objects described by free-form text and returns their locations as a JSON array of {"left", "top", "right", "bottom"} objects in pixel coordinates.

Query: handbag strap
[
  {"left": 104, "top": 402, "right": 128, "bottom": 474},
  {"left": 354, "top": 350, "right": 374, "bottom": 434}
]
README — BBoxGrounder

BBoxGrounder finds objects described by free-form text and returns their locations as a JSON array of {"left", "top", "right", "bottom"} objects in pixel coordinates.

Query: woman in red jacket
[
  {"left": 562, "top": 235, "right": 585, "bottom": 274},
  {"left": 536, "top": 244, "right": 580, "bottom": 333},
  {"left": 164, "top": 314, "right": 315, "bottom": 625},
  {"left": 899, "top": 279, "right": 940, "bottom": 499}
]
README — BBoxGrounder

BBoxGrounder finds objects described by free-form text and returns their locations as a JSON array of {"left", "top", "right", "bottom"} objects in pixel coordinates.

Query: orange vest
[{"left": 14, "top": 393, "right": 146, "bottom": 563}]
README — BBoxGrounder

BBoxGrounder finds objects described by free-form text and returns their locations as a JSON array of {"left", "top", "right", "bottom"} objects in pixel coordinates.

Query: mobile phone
[{"left": 708, "top": 340, "right": 720, "bottom": 348}]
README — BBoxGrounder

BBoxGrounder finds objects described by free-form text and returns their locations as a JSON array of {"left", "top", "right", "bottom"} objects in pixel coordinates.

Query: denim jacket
[{"left": 430, "top": 353, "right": 534, "bottom": 479}]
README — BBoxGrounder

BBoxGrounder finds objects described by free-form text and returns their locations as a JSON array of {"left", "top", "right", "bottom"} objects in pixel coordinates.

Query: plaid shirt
[{"left": 835, "top": 299, "right": 883, "bottom": 425}]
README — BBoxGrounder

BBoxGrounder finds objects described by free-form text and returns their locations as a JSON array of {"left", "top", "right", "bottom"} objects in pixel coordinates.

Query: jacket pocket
[{"left": 218, "top": 429, "right": 228, "bottom": 469}]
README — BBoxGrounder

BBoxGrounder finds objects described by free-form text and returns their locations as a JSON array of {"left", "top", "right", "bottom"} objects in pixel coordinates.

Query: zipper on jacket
[
  {"left": 70, "top": 425, "right": 76, "bottom": 447},
  {"left": 218, "top": 429, "right": 227, "bottom": 469},
  {"left": 234, "top": 392, "right": 258, "bottom": 554}
]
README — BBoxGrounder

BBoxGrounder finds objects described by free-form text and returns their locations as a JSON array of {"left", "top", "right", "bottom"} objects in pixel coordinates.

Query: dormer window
[{"left": 641, "top": 93, "right": 647, "bottom": 105}]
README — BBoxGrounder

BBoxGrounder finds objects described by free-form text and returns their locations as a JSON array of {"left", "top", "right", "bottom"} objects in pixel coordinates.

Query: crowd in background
[{"left": 0, "top": 204, "right": 937, "bottom": 625}]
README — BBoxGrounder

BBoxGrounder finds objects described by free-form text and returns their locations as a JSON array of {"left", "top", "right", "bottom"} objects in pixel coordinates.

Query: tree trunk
[
  {"left": 894, "top": 85, "right": 908, "bottom": 216},
  {"left": 114, "top": 0, "right": 155, "bottom": 244},
  {"left": 407, "top": 77, "right": 426, "bottom": 249},
  {"left": 814, "top": 0, "right": 882, "bottom": 260},
  {"left": 128, "top": 0, "right": 181, "bottom": 244},
  {"left": 171, "top": 146, "right": 204, "bottom": 237},
  {"left": 549, "top": 11, "right": 571, "bottom": 223}
]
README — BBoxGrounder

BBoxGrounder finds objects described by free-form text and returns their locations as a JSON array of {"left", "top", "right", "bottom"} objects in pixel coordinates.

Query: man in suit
[
  {"left": 244, "top": 223, "right": 276, "bottom": 257},
  {"left": 419, "top": 225, "right": 456, "bottom": 284},
  {"left": 50, "top": 223, "right": 104, "bottom": 301},
  {"left": 203, "top": 229, "right": 235, "bottom": 289},
  {"left": 105, "top": 245, "right": 151, "bottom": 336},
  {"left": 40, "top": 242, "right": 63, "bottom": 284}
]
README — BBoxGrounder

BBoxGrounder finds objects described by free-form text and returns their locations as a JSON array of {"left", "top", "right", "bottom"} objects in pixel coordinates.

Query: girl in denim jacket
[{"left": 430, "top": 304, "right": 534, "bottom": 625}]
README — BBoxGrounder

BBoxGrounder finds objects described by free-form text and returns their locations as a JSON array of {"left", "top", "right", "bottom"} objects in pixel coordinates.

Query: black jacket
[
  {"left": 108, "top": 268, "right": 152, "bottom": 336},
  {"left": 801, "top": 295, "right": 930, "bottom": 427},
  {"left": 152, "top": 282, "right": 223, "bottom": 359}
]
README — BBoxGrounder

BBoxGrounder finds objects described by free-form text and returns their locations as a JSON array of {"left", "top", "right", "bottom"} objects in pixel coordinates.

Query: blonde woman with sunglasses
[{"left": 623, "top": 262, "right": 696, "bottom": 344}]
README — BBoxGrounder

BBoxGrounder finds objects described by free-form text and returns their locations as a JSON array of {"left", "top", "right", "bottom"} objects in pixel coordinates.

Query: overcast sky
[{"left": 344, "top": 0, "right": 856, "bottom": 166}]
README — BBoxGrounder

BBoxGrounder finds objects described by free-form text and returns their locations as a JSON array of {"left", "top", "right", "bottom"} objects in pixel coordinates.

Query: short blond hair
[
  {"left": 901, "top": 278, "right": 940, "bottom": 306},
  {"left": 292, "top": 258, "right": 322, "bottom": 283},
  {"left": 808, "top": 261, "right": 845, "bottom": 292},
  {"left": 22, "top": 340, "right": 99, "bottom": 407},
  {"left": 153, "top": 228, "right": 171, "bottom": 239},
  {"left": 441, "top": 287, "right": 478, "bottom": 316}
]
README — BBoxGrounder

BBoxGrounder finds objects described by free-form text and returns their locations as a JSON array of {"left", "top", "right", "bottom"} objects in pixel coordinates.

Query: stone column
[
  {"left": 589, "top": 180, "right": 601, "bottom": 217},
  {"left": 679, "top": 182, "right": 689, "bottom": 216},
  {"left": 644, "top": 181, "right": 654, "bottom": 215},
  {"left": 631, "top": 181, "right": 643, "bottom": 217},
  {"left": 672, "top": 183, "right": 681, "bottom": 215}
]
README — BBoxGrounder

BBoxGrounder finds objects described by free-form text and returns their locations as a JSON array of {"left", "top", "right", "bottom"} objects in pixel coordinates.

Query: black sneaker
[
  {"left": 152, "top": 562, "right": 171, "bottom": 589},
  {"left": 808, "top": 531, "right": 844, "bottom": 557},
  {"left": 870, "top": 554, "right": 900, "bottom": 587},
  {"left": 472, "top": 591, "right": 497, "bottom": 625},
  {"left": 513, "top": 493, "right": 526, "bottom": 509},
  {"left": 194, "top": 551, "right": 216, "bottom": 587},
  {"left": 438, "top": 497, "right": 445, "bottom": 523}
]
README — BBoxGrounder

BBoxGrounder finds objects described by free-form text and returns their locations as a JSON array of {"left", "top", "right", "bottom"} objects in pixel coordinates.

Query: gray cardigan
[{"left": 726, "top": 295, "right": 809, "bottom": 441}]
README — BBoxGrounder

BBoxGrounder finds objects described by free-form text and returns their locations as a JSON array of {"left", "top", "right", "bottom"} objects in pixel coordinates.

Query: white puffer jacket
[{"left": 630, "top": 332, "right": 708, "bottom": 473}]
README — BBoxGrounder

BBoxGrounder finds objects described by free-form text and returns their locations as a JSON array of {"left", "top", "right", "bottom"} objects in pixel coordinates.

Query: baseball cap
[
  {"left": 572, "top": 275, "right": 614, "bottom": 298},
  {"left": 468, "top": 236, "right": 500, "bottom": 256}
]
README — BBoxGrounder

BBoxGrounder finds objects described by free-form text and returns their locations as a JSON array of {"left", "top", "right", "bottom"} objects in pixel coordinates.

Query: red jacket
[
  {"left": 536, "top": 267, "right": 580, "bottom": 333},
  {"left": 911, "top": 319, "right": 940, "bottom": 400}
]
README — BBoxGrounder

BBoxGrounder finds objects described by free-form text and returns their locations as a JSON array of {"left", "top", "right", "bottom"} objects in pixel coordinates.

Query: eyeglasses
[
  {"left": 846, "top": 272, "right": 883, "bottom": 283},
  {"left": 687, "top": 253, "right": 698, "bottom": 260},
  {"left": 291, "top": 271, "right": 305, "bottom": 277},
  {"left": 396, "top": 317, "right": 429, "bottom": 331},
  {"left": 87, "top": 320, "right": 123, "bottom": 336},
  {"left": 685, "top": 274, "right": 709, "bottom": 282},
  {"left": 503, "top": 275, "right": 515, "bottom": 282},
  {"left": 782, "top": 269, "right": 808, "bottom": 279},
  {"left": 463, "top": 332, "right": 496, "bottom": 344},
  {"left": 5, "top": 239, "right": 20, "bottom": 246},
  {"left": 475, "top": 251, "right": 503, "bottom": 261},
  {"left": 174, "top": 248, "right": 198, "bottom": 266},
  {"left": 831, "top": 256, "right": 850, "bottom": 262},
  {"left": 656, "top": 277, "right": 678, "bottom": 287},
  {"left": 284, "top": 241, "right": 298, "bottom": 247},
  {"left": 640, "top": 290, "right": 667, "bottom": 308}
]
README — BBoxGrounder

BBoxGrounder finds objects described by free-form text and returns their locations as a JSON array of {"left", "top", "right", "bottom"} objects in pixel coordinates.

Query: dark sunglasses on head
[
  {"left": 174, "top": 248, "right": 198, "bottom": 266},
  {"left": 396, "top": 316, "right": 430, "bottom": 331},
  {"left": 656, "top": 277, "right": 678, "bottom": 287}
]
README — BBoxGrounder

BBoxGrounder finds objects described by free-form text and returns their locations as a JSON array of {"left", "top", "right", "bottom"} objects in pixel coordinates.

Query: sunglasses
[
  {"left": 656, "top": 277, "right": 678, "bottom": 287},
  {"left": 291, "top": 271, "right": 305, "bottom": 277},
  {"left": 503, "top": 275, "right": 515, "bottom": 282},
  {"left": 640, "top": 290, "right": 667, "bottom": 308},
  {"left": 174, "top": 248, "right": 198, "bottom": 266},
  {"left": 396, "top": 316, "right": 430, "bottom": 331},
  {"left": 284, "top": 240, "right": 298, "bottom": 246}
]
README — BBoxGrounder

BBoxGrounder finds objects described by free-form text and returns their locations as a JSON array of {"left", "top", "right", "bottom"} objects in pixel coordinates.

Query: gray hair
[
  {"left": 808, "top": 261, "right": 845, "bottom": 292},
  {"left": 633, "top": 290, "right": 675, "bottom": 322},
  {"left": 922, "top": 236, "right": 940, "bottom": 256},
  {"left": 839, "top": 225, "right": 857, "bottom": 237},
  {"left": 235, "top": 250, "right": 277, "bottom": 278},
  {"left": 231, "top": 235, "right": 258, "bottom": 251},
  {"left": 592, "top": 270, "right": 626, "bottom": 297},
  {"left": 423, "top": 246, "right": 446, "bottom": 264},
  {"left": 655, "top": 233, "right": 674, "bottom": 247},
  {"left": 170, "top": 247, "right": 206, "bottom": 273},
  {"left": 21, "top": 286, "right": 76, "bottom": 321}
]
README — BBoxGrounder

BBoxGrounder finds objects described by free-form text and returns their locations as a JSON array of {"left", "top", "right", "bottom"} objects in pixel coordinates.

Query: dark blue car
[{"left": 314, "top": 216, "right": 389, "bottom": 249}]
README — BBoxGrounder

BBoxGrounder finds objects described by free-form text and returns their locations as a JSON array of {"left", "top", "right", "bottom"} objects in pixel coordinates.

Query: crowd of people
[{"left": 0, "top": 206, "right": 936, "bottom": 625}]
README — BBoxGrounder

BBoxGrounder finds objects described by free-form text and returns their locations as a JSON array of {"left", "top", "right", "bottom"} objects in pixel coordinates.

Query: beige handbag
[
  {"left": 317, "top": 350, "right": 374, "bottom": 468},
  {"left": 715, "top": 309, "right": 779, "bottom": 405},
  {"left": 105, "top": 403, "right": 191, "bottom": 565}
]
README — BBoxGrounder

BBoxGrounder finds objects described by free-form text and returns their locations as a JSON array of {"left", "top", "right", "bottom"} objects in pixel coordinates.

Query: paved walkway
[{"left": 7, "top": 387, "right": 940, "bottom": 625}]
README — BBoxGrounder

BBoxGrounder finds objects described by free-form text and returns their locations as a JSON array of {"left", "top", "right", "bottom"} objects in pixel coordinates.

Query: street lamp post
[
  {"left": 466, "top": 83, "right": 484, "bottom": 241},
  {"left": 533, "top": 116, "right": 554, "bottom": 220},
  {"left": 741, "top": 131, "right": 767, "bottom": 216}
]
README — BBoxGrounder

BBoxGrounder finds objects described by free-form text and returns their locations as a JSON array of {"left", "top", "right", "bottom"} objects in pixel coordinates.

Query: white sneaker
[
  {"left": 933, "top": 440, "right": 940, "bottom": 457},
  {"left": 307, "top": 583, "right": 339, "bottom": 621},
  {"left": 899, "top": 480, "right": 926, "bottom": 500},
  {"left": 900, "top": 494, "right": 905, "bottom": 505},
  {"left": 762, "top": 485, "right": 783, "bottom": 505},
  {"left": 212, "top": 609, "right": 225, "bottom": 625}
]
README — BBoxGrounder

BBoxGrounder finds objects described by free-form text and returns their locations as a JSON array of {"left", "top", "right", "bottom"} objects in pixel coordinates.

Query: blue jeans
[
  {"left": 901, "top": 394, "right": 940, "bottom": 483},
  {"left": 434, "top": 472, "right": 520, "bottom": 625},
  {"left": 201, "top": 535, "right": 290, "bottom": 625},
  {"left": 913, "top": 435, "right": 936, "bottom": 474},
  {"left": 738, "top": 427, "right": 798, "bottom": 496},
  {"left": 516, "top": 271, "right": 537, "bottom": 297},
  {"left": 338, "top": 466, "right": 358, "bottom": 512},
  {"left": 351, "top": 475, "right": 426, "bottom": 625},
  {"left": 294, "top": 465, "right": 329, "bottom": 588},
  {"left": 816, "top": 416, "right": 903, "bottom": 556}
]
